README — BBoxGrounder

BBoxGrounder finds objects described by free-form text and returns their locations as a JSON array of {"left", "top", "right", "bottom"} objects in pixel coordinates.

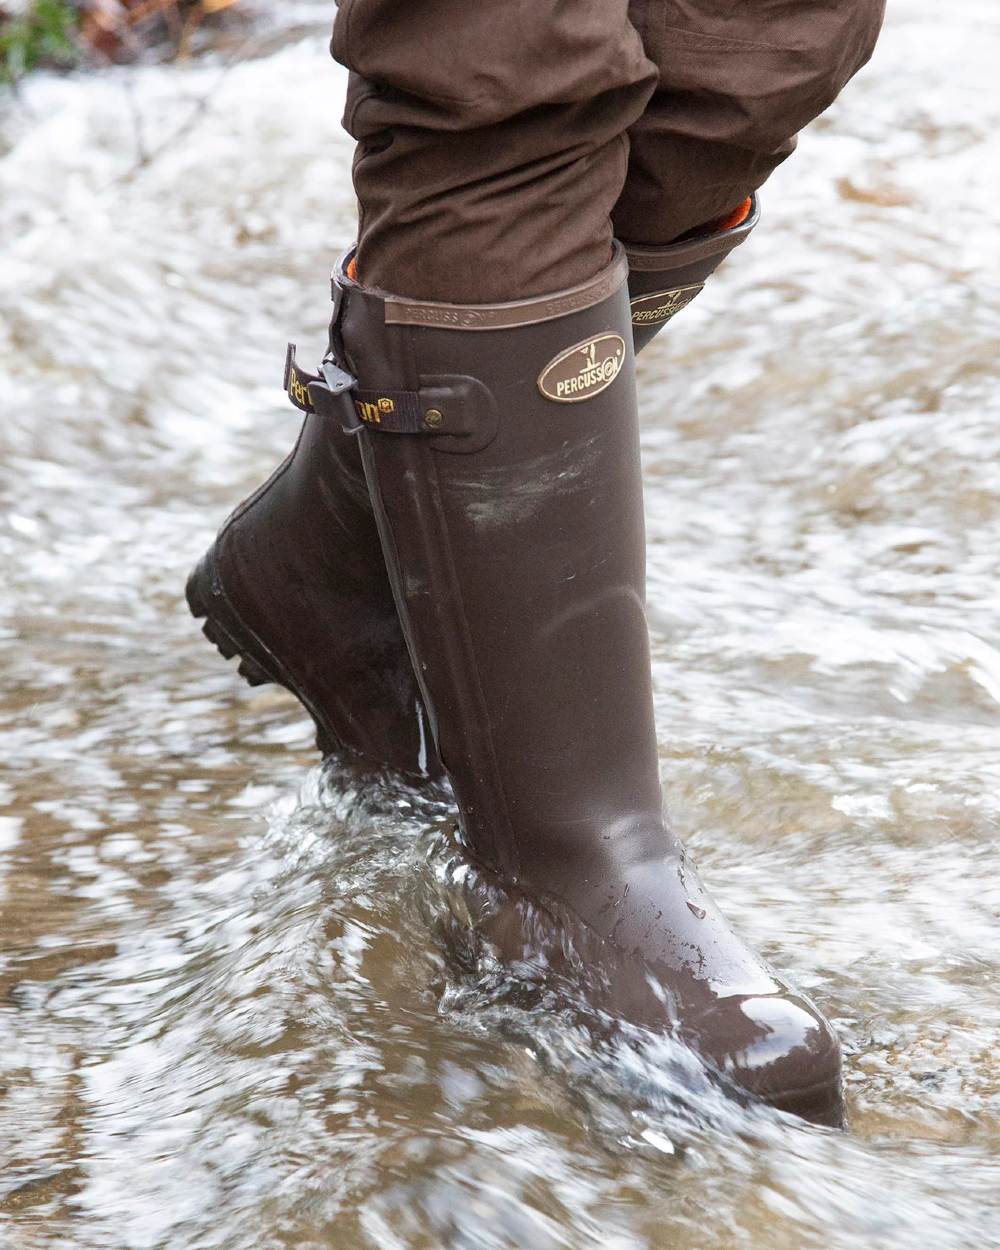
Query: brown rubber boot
[
  {"left": 185, "top": 352, "right": 440, "bottom": 778},
  {"left": 325, "top": 246, "right": 843, "bottom": 1124},
  {"left": 626, "top": 195, "right": 759, "bottom": 352}
]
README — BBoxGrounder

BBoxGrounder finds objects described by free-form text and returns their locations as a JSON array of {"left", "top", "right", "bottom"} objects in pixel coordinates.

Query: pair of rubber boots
[{"left": 187, "top": 199, "right": 844, "bottom": 1126}]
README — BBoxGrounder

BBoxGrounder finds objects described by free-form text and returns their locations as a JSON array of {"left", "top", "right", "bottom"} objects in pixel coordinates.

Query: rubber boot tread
[{"left": 185, "top": 548, "right": 338, "bottom": 756}]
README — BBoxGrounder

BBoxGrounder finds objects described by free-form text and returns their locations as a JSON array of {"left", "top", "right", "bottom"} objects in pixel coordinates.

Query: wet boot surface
[
  {"left": 186, "top": 402, "right": 439, "bottom": 778},
  {"left": 334, "top": 250, "right": 844, "bottom": 1124}
]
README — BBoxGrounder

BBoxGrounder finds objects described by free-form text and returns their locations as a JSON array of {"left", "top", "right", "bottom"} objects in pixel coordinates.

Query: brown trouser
[{"left": 331, "top": 0, "right": 884, "bottom": 303}]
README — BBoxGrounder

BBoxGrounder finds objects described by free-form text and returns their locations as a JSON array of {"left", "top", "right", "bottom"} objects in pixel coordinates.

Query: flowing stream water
[{"left": 1, "top": 2, "right": 999, "bottom": 1246}]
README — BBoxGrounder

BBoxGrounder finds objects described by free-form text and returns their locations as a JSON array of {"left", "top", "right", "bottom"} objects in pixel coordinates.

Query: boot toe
[{"left": 693, "top": 992, "right": 843, "bottom": 1126}]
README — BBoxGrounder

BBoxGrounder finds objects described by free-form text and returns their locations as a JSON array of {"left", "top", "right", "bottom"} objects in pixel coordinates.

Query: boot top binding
[
  {"left": 337, "top": 242, "right": 629, "bottom": 332},
  {"left": 624, "top": 193, "right": 760, "bottom": 271}
]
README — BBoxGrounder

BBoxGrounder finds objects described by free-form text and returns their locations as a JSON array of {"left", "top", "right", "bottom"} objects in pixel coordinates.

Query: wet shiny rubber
[
  {"left": 338, "top": 248, "right": 844, "bottom": 1126},
  {"left": 186, "top": 403, "right": 439, "bottom": 778}
]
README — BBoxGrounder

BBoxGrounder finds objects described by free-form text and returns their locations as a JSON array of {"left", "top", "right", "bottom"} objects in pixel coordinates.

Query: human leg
[
  {"left": 336, "top": 0, "right": 656, "bottom": 301},
  {"left": 617, "top": 0, "right": 886, "bottom": 348},
  {"left": 616, "top": 0, "right": 887, "bottom": 245},
  {"left": 185, "top": 1, "right": 656, "bottom": 774},
  {"left": 325, "top": 0, "right": 843, "bottom": 1122}
]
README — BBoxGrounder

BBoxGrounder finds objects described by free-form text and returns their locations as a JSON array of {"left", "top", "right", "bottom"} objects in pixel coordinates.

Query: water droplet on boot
[{"left": 686, "top": 901, "right": 706, "bottom": 920}]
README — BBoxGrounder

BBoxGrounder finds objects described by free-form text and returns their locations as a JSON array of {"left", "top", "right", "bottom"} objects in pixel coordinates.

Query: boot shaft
[
  {"left": 333, "top": 248, "right": 667, "bottom": 885},
  {"left": 296, "top": 241, "right": 845, "bottom": 1124}
]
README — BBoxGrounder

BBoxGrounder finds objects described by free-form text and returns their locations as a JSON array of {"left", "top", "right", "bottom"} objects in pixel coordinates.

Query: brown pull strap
[{"left": 284, "top": 344, "right": 462, "bottom": 436}]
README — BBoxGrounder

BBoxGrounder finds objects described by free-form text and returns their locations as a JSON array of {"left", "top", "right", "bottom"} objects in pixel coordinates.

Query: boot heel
[
  {"left": 186, "top": 550, "right": 275, "bottom": 691},
  {"left": 186, "top": 547, "right": 344, "bottom": 757}
]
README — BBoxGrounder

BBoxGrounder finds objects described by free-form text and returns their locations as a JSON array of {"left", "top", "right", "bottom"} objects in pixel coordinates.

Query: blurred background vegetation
[{"left": 0, "top": 0, "right": 245, "bottom": 83}]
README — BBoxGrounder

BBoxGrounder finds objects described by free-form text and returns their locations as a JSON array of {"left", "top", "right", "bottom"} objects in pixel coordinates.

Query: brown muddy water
[{"left": 1, "top": 2, "right": 999, "bottom": 1247}]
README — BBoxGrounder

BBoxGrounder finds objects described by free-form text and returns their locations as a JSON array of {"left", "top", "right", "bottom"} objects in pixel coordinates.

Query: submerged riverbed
[{"left": 2, "top": 2, "right": 999, "bottom": 1246}]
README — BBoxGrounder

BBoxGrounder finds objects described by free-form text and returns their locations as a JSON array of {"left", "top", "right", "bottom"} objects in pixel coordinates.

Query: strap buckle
[
  {"left": 284, "top": 343, "right": 361, "bottom": 435},
  {"left": 316, "top": 360, "right": 365, "bottom": 435}
]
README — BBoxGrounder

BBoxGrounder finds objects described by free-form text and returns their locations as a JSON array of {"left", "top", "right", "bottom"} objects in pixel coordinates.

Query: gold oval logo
[
  {"left": 538, "top": 333, "right": 626, "bottom": 404},
  {"left": 630, "top": 283, "right": 703, "bottom": 327}
]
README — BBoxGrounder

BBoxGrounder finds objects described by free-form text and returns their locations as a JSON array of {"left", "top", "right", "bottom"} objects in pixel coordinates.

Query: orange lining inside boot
[
  {"left": 715, "top": 197, "right": 753, "bottom": 233},
  {"left": 347, "top": 256, "right": 359, "bottom": 283},
  {"left": 675, "top": 197, "right": 754, "bottom": 243}
]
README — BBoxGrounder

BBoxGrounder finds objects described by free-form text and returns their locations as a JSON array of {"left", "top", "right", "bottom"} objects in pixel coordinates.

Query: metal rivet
[{"left": 424, "top": 408, "right": 444, "bottom": 428}]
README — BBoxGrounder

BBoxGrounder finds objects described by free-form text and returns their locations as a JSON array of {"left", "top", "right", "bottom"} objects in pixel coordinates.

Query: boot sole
[{"left": 185, "top": 546, "right": 338, "bottom": 756}]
